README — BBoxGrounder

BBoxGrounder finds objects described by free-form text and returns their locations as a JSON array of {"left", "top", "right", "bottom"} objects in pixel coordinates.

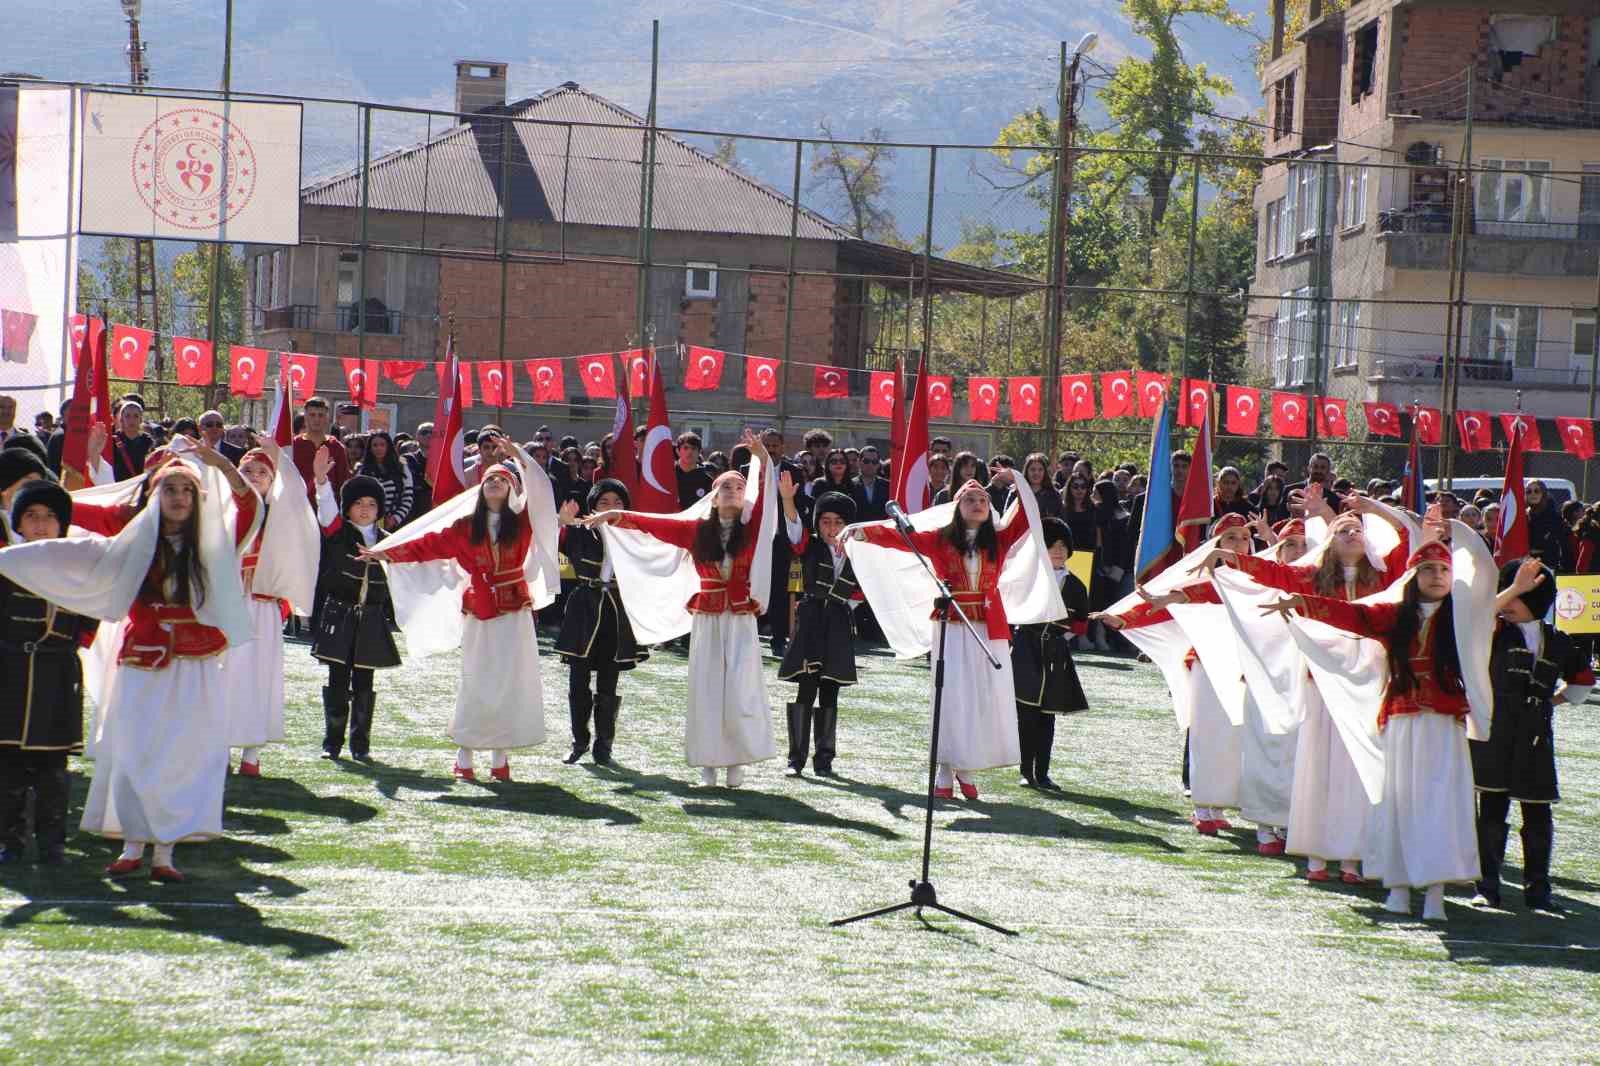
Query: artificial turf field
[{"left": 2, "top": 630, "right": 1598, "bottom": 1065}]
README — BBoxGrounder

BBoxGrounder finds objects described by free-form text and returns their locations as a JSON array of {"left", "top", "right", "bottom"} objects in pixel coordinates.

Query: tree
[{"left": 809, "top": 120, "right": 898, "bottom": 244}]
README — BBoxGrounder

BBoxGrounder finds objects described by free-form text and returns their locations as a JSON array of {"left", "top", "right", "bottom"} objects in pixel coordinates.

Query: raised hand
[
  {"left": 577, "top": 510, "right": 622, "bottom": 528},
  {"left": 87, "top": 422, "right": 108, "bottom": 460},
  {"left": 1088, "top": 611, "right": 1125, "bottom": 630},
  {"left": 1511, "top": 556, "right": 1547, "bottom": 595},
  {"left": 313, "top": 445, "right": 334, "bottom": 485},
  {"left": 558, "top": 499, "right": 581, "bottom": 526},
  {"left": 777, "top": 469, "right": 797, "bottom": 501},
  {"left": 1186, "top": 548, "right": 1237, "bottom": 576}
]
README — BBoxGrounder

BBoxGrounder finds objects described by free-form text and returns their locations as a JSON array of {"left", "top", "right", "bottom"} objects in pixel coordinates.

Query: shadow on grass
[
  {"left": 223, "top": 776, "right": 380, "bottom": 835},
  {"left": 903, "top": 912, "right": 1119, "bottom": 995},
  {"left": 330, "top": 757, "right": 456, "bottom": 801},
  {"left": 611, "top": 770, "right": 900, "bottom": 840},
  {"left": 1336, "top": 888, "right": 1600, "bottom": 975},
  {"left": 432, "top": 780, "right": 641, "bottom": 827},
  {"left": 0, "top": 834, "right": 346, "bottom": 960}
]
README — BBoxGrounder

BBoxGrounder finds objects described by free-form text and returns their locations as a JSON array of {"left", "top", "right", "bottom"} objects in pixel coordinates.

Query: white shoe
[
  {"left": 1422, "top": 885, "right": 1446, "bottom": 922},
  {"left": 698, "top": 767, "right": 718, "bottom": 787},
  {"left": 726, "top": 765, "right": 745, "bottom": 788},
  {"left": 1384, "top": 887, "right": 1411, "bottom": 915}
]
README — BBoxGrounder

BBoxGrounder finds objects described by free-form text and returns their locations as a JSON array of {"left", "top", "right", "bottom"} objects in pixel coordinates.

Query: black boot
[
  {"left": 592, "top": 692, "right": 618, "bottom": 766},
  {"left": 784, "top": 702, "right": 810, "bottom": 776},
  {"left": 1522, "top": 806, "right": 1559, "bottom": 912},
  {"left": 32, "top": 757, "right": 68, "bottom": 865},
  {"left": 1034, "top": 713, "right": 1058, "bottom": 790},
  {"left": 349, "top": 692, "right": 376, "bottom": 761},
  {"left": 566, "top": 683, "right": 593, "bottom": 765},
  {"left": 0, "top": 758, "right": 27, "bottom": 863},
  {"left": 813, "top": 703, "right": 838, "bottom": 777},
  {"left": 322, "top": 686, "right": 351, "bottom": 760},
  {"left": 1475, "top": 808, "right": 1509, "bottom": 908}
]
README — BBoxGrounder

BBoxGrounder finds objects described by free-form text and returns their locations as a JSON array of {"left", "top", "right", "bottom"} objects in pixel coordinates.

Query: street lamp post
[{"left": 1042, "top": 32, "right": 1097, "bottom": 460}]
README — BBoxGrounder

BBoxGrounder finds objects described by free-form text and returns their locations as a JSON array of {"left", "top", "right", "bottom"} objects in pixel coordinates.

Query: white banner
[{"left": 77, "top": 91, "right": 301, "bottom": 245}]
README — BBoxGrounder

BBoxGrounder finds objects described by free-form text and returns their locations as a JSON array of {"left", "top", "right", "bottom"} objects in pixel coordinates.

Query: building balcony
[
  {"left": 252, "top": 303, "right": 406, "bottom": 335},
  {"left": 1369, "top": 354, "right": 1593, "bottom": 389},
  {"left": 1375, "top": 214, "right": 1600, "bottom": 277}
]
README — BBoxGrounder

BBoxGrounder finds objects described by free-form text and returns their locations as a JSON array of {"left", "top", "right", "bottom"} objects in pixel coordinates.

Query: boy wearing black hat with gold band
[
  {"left": 556, "top": 478, "right": 647, "bottom": 767},
  {"left": 1472, "top": 558, "right": 1593, "bottom": 912},
  {"left": 776, "top": 473, "right": 861, "bottom": 777},
  {"left": 1011, "top": 516, "right": 1090, "bottom": 790},
  {"left": 312, "top": 465, "right": 402, "bottom": 761},
  {"left": 0, "top": 481, "right": 97, "bottom": 865}
]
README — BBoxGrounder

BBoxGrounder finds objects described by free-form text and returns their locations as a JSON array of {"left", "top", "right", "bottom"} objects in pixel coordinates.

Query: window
[
  {"left": 1264, "top": 199, "right": 1282, "bottom": 261},
  {"left": 1333, "top": 300, "right": 1362, "bottom": 369},
  {"left": 1290, "top": 286, "right": 1314, "bottom": 385},
  {"left": 1351, "top": 21, "right": 1379, "bottom": 102},
  {"left": 271, "top": 250, "right": 286, "bottom": 307},
  {"left": 1476, "top": 159, "right": 1552, "bottom": 236},
  {"left": 1286, "top": 163, "right": 1327, "bottom": 247},
  {"left": 384, "top": 252, "right": 407, "bottom": 313},
  {"left": 253, "top": 255, "right": 270, "bottom": 326},
  {"left": 1342, "top": 162, "right": 1368, "bottom": 229},
  {"left": 1470, "top": 304, "right": 1540, "bottom": 370},
  {"left": 1580, "top": 163, "right": 1600, "bottom": 240},
  {"left": 1281, "top": 174, "right": 1298, "bottom": 253},
  {"left": 1575, "top": 314, "right": 1598, "bottom": 384},
  {"left": 336, "top": 252, "right": 359, "bottom": 306},
  {"left": 1272, "top": 73, "right": 1296, "bottom": 140},
  {"left": 1273, "top": 297, "right": 1292, "bottom": 386},
  {"left": 685, "top": 262, "right": 718, "bottom": 299}
]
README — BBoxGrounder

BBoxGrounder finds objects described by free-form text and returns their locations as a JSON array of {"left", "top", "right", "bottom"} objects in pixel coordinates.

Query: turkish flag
[
  {"left": 526, "top": 358, "right": 564, "bottom": 404},
  {"left": 576, "top": 353, "right": 616, "bottom": 399},
  {"left": 284, "top": 353, "right": 320, "bottom": 407},
  {"left": 383, "top": 360, "right": 425, "bottom": 388},
  {"left": 1455, "top": 409, "right": 1492, "bottom": 453},
  {"left": 68, "top": 314, "right": 104, "bottom": 358},
  {"left": 1413, "top": 405, "right": 1442, "bottom": 445},
  {"left": 745, "top": 356, "right": 780, "bottom": 404},
  {"left": 1555, "top": 417, "right": 1596, "bottom": 460},
  {"left": 1101, "top": 371, "right": 1134, "bottom": 418},
  {"left": 1499, "top": 413, "right": 1542, "bottom": 452},
  {"left": 622, "top": 348, "right": 648, "bottom": 396},
  {"left": 267, "top": 359, "right": 294, "bottom": 447},
  {"left": 110, "top": 325, "right": 153, "bottom": 380},
  {"left": 1060, "top": 373, "right": 1094, "bottom": 422},
  {"left": 969, "top": 377, "right": 1001, "bottom": 423},
  {"left": 228, "top": 345, "right": 269, "bottom": 398},
  {"left": 341, "top": 358, "right": 380, "bottom": 408},
  {"left": 1008, "top": 376, "right": 1042, "bottom": 425},
  {"left": 892, "top": 350, "right": 932, "bottom": 512},
  {"left": 426, "top": 341, "right": 467, "bottom": 504},
  {"left": 172, "top": 335, "right": 214, "bottom": 386},
  {"left": 1225, "top": 386, "right": 1261, "bottom": 435},
  {"left": 1177, "top": 378, "right": 1213, "bottom": 428},
  {"left": 435, "top": 361, "right": 474, "bottom": 409},
  {"left": 60, "top": 327, "right": 96, "bottom": 488},
  {"left": 683, "top": 346, "right": 725, "bottom": 392},
  {"left": 868, "top": 371, "right": 898, "bottom": 418},
  {"left": 1496, "top": 425, "right": 1529, "bottom": 567},
  {"left": 1136, "top": 371, "right": 1169, "bottom": 419},
  {"left": 813, "top": 364, "right": 849, "bottom": 399},
  {"left": 926, "top": 374, "right": 953, "bottom": 418},
  {"left": 1363, "top": 401, "right": 1401, "bottom": 438},
  {"left": 476, "top": 359, "right": 513, "bottom": 407},
  {"left": 1270, "top": 392, "right": 1308, "bottom": 438},
  {"left": 1315, "top": 396, "right": 1348, "bottom": 439},
  {"left": 635, "top": 353, "right": 678, "bottom": 514},
  {"left": 1, "top": 309, "right": 37, "bottom": 363}
]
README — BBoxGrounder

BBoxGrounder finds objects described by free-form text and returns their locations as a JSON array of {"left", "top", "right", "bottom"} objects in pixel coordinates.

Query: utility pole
[
  {"left": 1042, "top": 32, "right": 1097, "bottom": 460},
  {"left": 121, "top": 1, "right": 162, "bottom": 409},
  {"left": 203, "top": 0, "right": 235, "bottom": 410}
]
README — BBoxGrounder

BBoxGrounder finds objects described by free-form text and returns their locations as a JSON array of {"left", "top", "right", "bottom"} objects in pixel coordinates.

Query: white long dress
[
  {"left": 933, "top": 545, "right": 1020, "bottom": 773},
  {"left": 1186, "top": 661, "right": 1240, "bottom": 809},
  {"left": 451, "top": 515, "right": 546, "bottom": 751},
  {"left": 1285, "top": 684, "right": 1378, "bottom": 865},
  {"left": 684, "top": 534, "right": 777, "bottom": 768},
  {"left": 225, "top": 596, "right": 286, "bottom": 748},
  {"left": 1238, "top": 691, "right": 1295, "bottom": 827}
]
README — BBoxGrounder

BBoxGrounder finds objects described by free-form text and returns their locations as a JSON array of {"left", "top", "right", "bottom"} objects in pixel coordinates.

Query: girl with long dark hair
[
  {"left": 1014, "top": 452, "right": 1064, "bottom": 520},
  {"left": 807, "top": 448, "right": 851, "bottom": 500},
  {"left": 359, "top": 431, "right": 415, "bottom": 530},
  {"left": 933, "top": 451, "right": 982, "bottom": 505}
]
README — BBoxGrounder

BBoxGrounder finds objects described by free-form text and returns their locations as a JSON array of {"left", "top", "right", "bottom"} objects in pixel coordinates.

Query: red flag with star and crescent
[
  {"left": 1495, "top": 424, "right": 1530, "bottom": 566},
  {"left": 623, "top": 349, "right": 649, "bottom": 396},
  {"left": 284, "top": 353, "right": 320, "bottom": 407},
  {"left": 1499, "top": 413, "right": 1542, "bottom": 452},
  {"left": 1225, "top": 386, "right": 1261, "bottom": 435},
  {"left": 229, "top": 345, "right": 269, "bottom": 398},
  {"left": 172, "top": 335, "right": 214, "bottom": 386},
  {"left": 1413, "top": 405, "right": 1442, "bottom": 445},
  {"left": 526, "top": 358, "right": 564, "bottom": 404},
  {"left": 476, "top": 359, "right": 513, "bottom": 407},
  {"left": 343, "top": 358, "right": 380, "bottom": 408},
  {"left": 576, "top": 353, "right": 616, "bottom": 399},
  {"left": 635, "top": 352, "right": 678, "bottom": 514},
  {"left": 1060, "top": 373, "right": 1094, "bottom": 422},
  {"left": 813, "top": 365, "right": 849, "bottom": 399},
  {"left": 683, "top": 346, "right": 725, "bottom": 391},
  {"left": 110, "top": 324, "right": 152, "bottom": 380},
  {"left": 1555, "top": 417, "right": 1595, "bottom": 460},
  {"left": 1315, "top": 396, "right": 1348, "bottom": 439},
  {"left": 1363, "top": 401, "right": 1401, "bottom": 438},
  {"left": 1177, "top": 378, "right": 1212, "bottom": 429},
  {"left": 1456, "top": 410, "right": 1492, "bottom": 453},
  {"left": 745, "top": 356, "right": 780, "bottom": 404},
  {"left": 1101, "top": 371, "right": 1134, "bottom": 418},
  {"left": 925, "top": 375, "right": 953, "bottom": 418},
  {"left": 968, "top": 377, "right": 1001, "bottom": 423},
  {"left": 1135, "top": 371, "right": 1169, "bottom": 419},
  {"left": 1008, "top": 376, "right": 1042, "bottom": 425},
  {"left": 426, "top": 338, "right": 467, "bottom": 505},
  {"left": 1270, "top": 392, "right": 1308, "bottom": 438},
  {"left": 867, "top": 370, "right": 898, "bottom": 418}
]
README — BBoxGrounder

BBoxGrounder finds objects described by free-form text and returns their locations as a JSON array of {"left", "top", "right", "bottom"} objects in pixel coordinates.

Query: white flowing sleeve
[
  {"left": 251, "top": 453, "right": 321, "bottom": 617},
  {"left": 316, "top": 479, "right": 339, "bottom": 528},
  {"left": 842, "top": 505, "right": 949, "bottom": 659}
]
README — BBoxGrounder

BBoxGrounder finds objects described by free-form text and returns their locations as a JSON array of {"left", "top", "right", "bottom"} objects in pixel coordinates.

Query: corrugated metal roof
[{"left": 302, "top": 85, "right": 852, "bottom": 241}]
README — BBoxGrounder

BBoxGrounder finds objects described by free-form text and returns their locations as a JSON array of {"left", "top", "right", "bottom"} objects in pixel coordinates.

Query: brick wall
[{"left": 1394, "top": 8, "right": 1594, "bottom": 118}]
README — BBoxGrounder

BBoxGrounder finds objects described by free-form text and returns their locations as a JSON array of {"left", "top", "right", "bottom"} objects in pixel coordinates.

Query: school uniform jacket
[
  {"left": 778, "top": 526, "right": 861, "bottom": 684},
  {"left": 1472, "top": 620, "right": 1593, "bottom": 803},
  {"left": 554, "top": 524, "right": 645, "bottom": 668},
  {"left": 1012, "top": 572, "right": 1090, "bottom": 713},
  {"left": 0, "top": 576, "right": 95, "bottom": 752}
]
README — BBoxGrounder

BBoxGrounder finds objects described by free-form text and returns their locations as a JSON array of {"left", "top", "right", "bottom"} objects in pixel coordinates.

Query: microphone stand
[{"left": 831, "top": 507, "right": 1015, "bottom": 936}]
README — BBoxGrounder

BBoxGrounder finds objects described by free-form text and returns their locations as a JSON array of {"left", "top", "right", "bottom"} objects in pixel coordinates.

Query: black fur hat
[
  {"left": 587, "top": 477, "right": 630, "bottom": 511},
  {"left": 0, "top": 444, "right": 53, "bottom": 495},
  {"left": 1039, "top": 515, "right": 1074, "bottom": 556},
  {"left": 10, "top": 478, "right": 71, "bottom": 536},
  {"left": 1498, "top": 558, "right": 1556, "bottom": 621},
  {"left": 341, "top": 474, "right": 386, "bottom": 520},
  {"left": 811, "top": 491, "right": 856, "bottom": 533}
]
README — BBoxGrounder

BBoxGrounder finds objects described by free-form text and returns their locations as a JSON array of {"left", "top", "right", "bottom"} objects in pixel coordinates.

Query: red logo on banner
[
  {"left": 745, "top": 356, "right": 780, "bottom": 404},
  {"left": 1177, "top": 378, "right": 1213, "bottom": 428},
  {"left": 1008, "top": 376, "right": 1042, "bottom": 424},
  {"left": 1556, "top": 417, "right": 1596, "bottom": 460},
  {"left": 131, "top": 107, "right": 258, "bottom": 231},
  {"left": 383, "top": 360, "right": 425, "bottom": 388},
  {"left": 1455, "top": 410, "right": 1491, "bottom": 452},
  {"left": 925, "top": 375, "right": 953, "bottom": 418},
  {"left": 228, "top": 345, "right": 269, "bottom": 398},
  {"left": 868, "top": 371, "right": 898, "bottom": 418},
  {"left": 1270, "top": 392, "right": 1308, "bottom": 438},
  {"left": 1413, "top": 405, "right": 1442, "bottom": 445},
  {"left": 1316, "top": 396, "right": 1348, "bottom": 439},
  {"left": 622, "top": 349, "right": 648, "bottom": 396},
  {"left": 1363, "top": 402, "right": 1401, "bottom": 438},
  {"left": 526, "top": 358, "right": 564, "bottom": 404},
  {"left": 172, "top": 335, "right": 213, "bottom": 386},
  {"left": 476, "top": 360, "right": 512, "bottom": 407},
  {"left": 343, "top": 358, "right": 380, "bottom": 408},
  {"left": 1101, "top": 371, "right": 1134, "bottom": 418},
  {"left": 969, "top": 377, "right": 1000, "bottom": 423},
  {"left": 1499, "top": 413, "right": 1542, "bottom": 452},
  {"left": 684, "top": 346, "right": 725, "bottom": 392},
  {"left": 576, "top": 353, "right": 616, "bottom": 399},
  {"left": 813, "top": 365, "right": 849, "bottom": 399},
  {"left": 284, "top": 353, "right": 319, "bottom": 407},
  {"left": 1136, "top": 371, "right": 1168, "bottom": 418},
  {"left": 1060, "top": 373, "right": 1094, "bottom": 422},
  {"left": 110, "top": 325, "right": 153, "bottom": 380},
  {"left": 1225, "top": 386, "right": 1261, "bottom": 435}
]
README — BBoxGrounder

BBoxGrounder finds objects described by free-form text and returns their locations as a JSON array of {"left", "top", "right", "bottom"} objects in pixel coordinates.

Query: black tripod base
[{"left": 830, "top": 879, "right": 1017, "bottom": 936}]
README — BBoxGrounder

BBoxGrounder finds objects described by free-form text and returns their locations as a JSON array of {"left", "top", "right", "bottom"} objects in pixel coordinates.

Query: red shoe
[
  {"left": 1257, "top": 839, "right": 1286, "bottom": 857},
  {"left": 1306, "top": 867, "right": 1331, "bottom": 882},
  {"left": 453, "top": 764, "right": 476, "bottom": 781},
  {"left": 1340, "top": 870, "right": 1364, "bottom": 885},
  {"left": 237, "top": 760, "right": 261, "bottom": 778},
  {"left": 1212, "top": 817, "right": 1233, "bottom": 831},
  {"left": 150, "top": 865, "right": 185, "bottom": 883},
  {"left": 1192, "top": 816, "right": 1219, "bottom": 837},
  {"left": 105, "top": 857, "right": 143, "bottom": 878},
  {"left": 490, "top": 763, "right": 512, "bottom": 782},
  {"left": 957, "top": 779, "right": 979, "bottom": 801},
  {"left": 932, "top": 786, "right": 955, "bottom": 800}
]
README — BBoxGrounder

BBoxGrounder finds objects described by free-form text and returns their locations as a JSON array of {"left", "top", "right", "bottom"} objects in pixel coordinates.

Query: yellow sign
[
  {"left": 1067, "top": 546, "right": 1096, "bottom": 595},
  {"left": 1553, "top": 575, "right": 1600, "bottom": 634}
]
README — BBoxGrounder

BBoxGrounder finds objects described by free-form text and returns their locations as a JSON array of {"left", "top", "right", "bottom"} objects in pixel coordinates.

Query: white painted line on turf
[{"left": 4, "top": 898, "right": 1595, "bottom": 952}]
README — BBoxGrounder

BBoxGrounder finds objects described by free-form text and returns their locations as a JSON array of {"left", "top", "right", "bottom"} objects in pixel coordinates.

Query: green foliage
[{"left": 809, "top": 121, "right": 898, "bottom": 243}]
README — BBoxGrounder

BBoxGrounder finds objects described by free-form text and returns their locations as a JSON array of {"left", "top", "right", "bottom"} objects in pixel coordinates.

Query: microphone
[{"left": 885, "top": 499, "right": 914, "bottom": 534}]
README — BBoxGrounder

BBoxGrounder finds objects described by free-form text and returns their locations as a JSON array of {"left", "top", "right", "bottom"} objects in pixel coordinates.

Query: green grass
[{"left": 3, "top": 629, "right": 1599, "bottom": 1065}]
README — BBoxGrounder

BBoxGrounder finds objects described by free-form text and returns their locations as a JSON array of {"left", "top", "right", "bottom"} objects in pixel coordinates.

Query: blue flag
[{"left": 1134, "top": 406, "right": 1178, "bottom": 583}]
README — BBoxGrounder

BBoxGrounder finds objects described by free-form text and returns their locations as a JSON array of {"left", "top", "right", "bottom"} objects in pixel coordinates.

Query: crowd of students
[{"left": 0, "top": 388, "right": 1586, "bottom": 921}]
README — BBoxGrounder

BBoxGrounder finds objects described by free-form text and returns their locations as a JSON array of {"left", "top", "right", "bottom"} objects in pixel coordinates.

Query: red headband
[
  {"left": 1407, "top": 541, "right": 1452, "bottom": 568},
  {"left": 240, "top": 448, "right": 276, "bottom": 474},
  {"left": 1274, "top": 518, "right": 1306, "bottom": 538},
  {"left": 1213, "top": 513, "right": 1248, "bottom": 535}
]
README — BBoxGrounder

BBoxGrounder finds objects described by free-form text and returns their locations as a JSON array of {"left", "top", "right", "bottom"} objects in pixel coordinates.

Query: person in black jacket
[
  {"left": 311, "top": 468, "right": 402, "bottom": 761},
  {"left": 359, "top": 431, "right": 416, "bottom": 531},
  {"left": 109, "top": 400, "right": 154, "bottom": 481},
  {"left": 1010, "top": 452, "right": 1064, "bottom": 520},
  {"left": 1011, "top": 517, "right": 1090, "bottom": 789},
  {"left": 1088, "top": 479, "right": 1130, "bottom": 653},
  {"left": 1524, "top": 481, "right": 1570, "bottom": 572},
  {"left": 807, "top": 448, "right": 852, "bottom": 501},
  {"left": 849, "top": 446, "right": 890, "bottom": 522},
  {"left": 555, "top": 479, "right": 647, "bottom": 767},
  {"left": 0, "top": 482, "right": 96, "bottom": 866}
]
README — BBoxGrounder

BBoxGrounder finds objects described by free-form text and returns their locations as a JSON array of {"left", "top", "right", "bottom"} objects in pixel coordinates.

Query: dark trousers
[
  {"left": 1477, "top": 791, "right": 1556, "bottom": 905},
  {"left": 1016, "top": 706, "right": 1056, "bottom": 783},
  {"left": 1181, "top": 730, "right": 1191, "bottom": 790},
  {"left": 569, "top": 663, "right": 621, "bottom": 759},
  {"left": 787, "top": 676, "right": 839, "bottom": 771},
  {"left": 0, "top": 748, "right": 69, "bottom": 855},
  {"left": 324, "top": 662, "right": 376, "bottom": 757}
]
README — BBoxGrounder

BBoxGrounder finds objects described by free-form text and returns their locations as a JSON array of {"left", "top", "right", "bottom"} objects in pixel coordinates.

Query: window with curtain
[
  {"left": 1289, "top": 286, "right": 1314, "bottom": 384},
  {"left": 1469, "top": 304, "right": 1540, "bottom": 371},
  {"left": 1274, "top": 297, "right": 1292, "bottom": 386},
  {"left": 1476, "top": 159, "right": 1554, "bottom": 236},
  {"left": 1575, "top": 314, "right": 1597, "bottom": 384}
]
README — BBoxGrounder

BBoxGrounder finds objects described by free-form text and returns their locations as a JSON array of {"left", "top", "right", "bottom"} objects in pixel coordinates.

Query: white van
[{"left": 1425, "top": 477, "right": 1578, "bottom": 505}]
